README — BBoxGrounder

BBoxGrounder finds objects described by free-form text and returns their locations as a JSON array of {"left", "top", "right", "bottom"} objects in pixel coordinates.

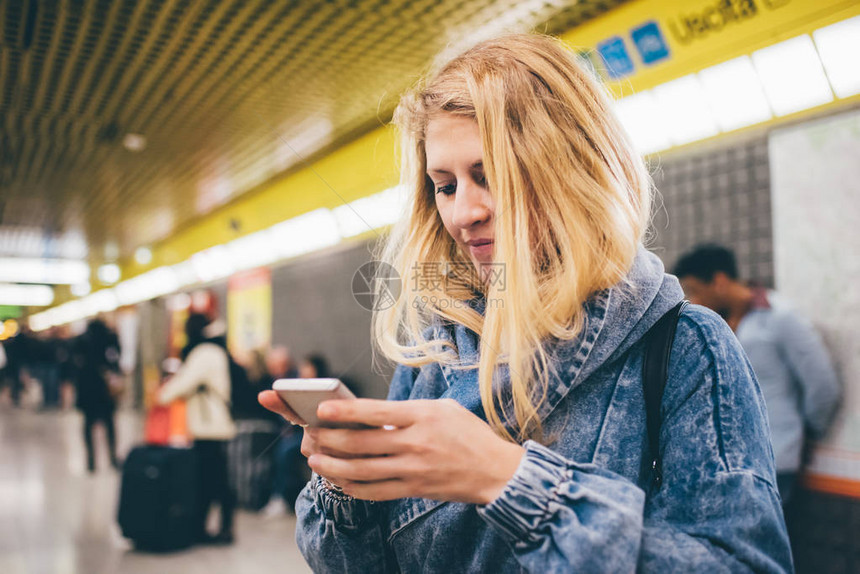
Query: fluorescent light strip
[
  {"left": 0, "top": 258, "right": 90, "bottom": 285},
  {"left": 653, "top": 74, "right": 720, "bottom": 145},
  {"left": 333, "top": 186, "right": 408, "bottom": 238},
  {"left": 813, "top": 15, "right": 860, "bottom": 98},
  {"left": 698, "top": 55, "right": 773, "bottom": 132},
  {"left": 0, "top": 284, "right": 55, "bottom": 307},
  {"left": 752, "top": 34, "right": 833, "bottom": 116},
  {"left": 270, "top": 208, "right": 341, "bottom": 259},
  {"left": 613, "top": 91, "right": 670, "bottom": 155}
]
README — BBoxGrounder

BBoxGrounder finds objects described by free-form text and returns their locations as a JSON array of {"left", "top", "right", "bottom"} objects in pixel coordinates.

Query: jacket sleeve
[
  {"left": 158, "top": 347, "right": 210, "bottom": 405},
  {"left": 774, "top": 311, "right": 841, "bottom": 438},
  {"left": 478, "top": 307, "right": 793, "bottom": 573},
  {"left": 294, "top": 363, "right": 420, "bottom": 573}
]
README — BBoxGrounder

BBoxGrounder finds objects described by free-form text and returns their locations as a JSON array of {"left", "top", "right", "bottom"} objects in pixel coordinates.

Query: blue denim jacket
[{"left": 295, "top": 247, "right": 793, "bottom": 573}]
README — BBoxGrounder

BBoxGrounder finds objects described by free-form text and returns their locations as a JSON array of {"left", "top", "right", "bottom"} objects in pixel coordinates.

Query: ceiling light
[
  {"left": 0, "top": 257, "right": 90, "bottom": 285},
  {"left": 813, "top": 16, "right": 860, "bottom": 98},
  {"left": 97, "top": 264, "right": 121, "bottom": 285},
  {"left": 122, "top": 133, "right": 147, "bottom": 152},
  {"left": 227, "top": 230, "right": 278, "bottom": 271},
  {"left": 270, "top": 209, "right": 341, "bottom": 259},
  {"left": 191, "top": 246, "right": 236, "bottom": 283},
  {"left": 115, "top": 266, "right": 180, "bottom": 306},
  {"left": 653, "top": 75, "right": 720, "bottom": 145},
  {"left": 3, "top": 319, "right": 19, "bottom": 337},
  {"left": 71, "top": 282, "right": 92, "bottom": 297},
  {"left": 333, "top": 186, "right": 408, "bottom": 238},
  {"left": 134, "top": 247, "right": 153, "bottom": 265},
  {"left": 752, "top": 35, "right": 833, "bottom": 116},
  {"left": 0, "top": 284, "right": 55, "bottom": 307},
  {"left": 81, "top": 289, "right": 119, "bottom": 316},
  {"left": 613, "top": 91, "right": 671, "bottom": 155},
  {"left": 698, "top": 56, "right": 773, "bottom": 132}
]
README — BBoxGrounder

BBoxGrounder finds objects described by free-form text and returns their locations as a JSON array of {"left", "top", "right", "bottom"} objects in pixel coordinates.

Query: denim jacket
[{"left": 295, "top": 247, "right": 793, "bottom": 573}]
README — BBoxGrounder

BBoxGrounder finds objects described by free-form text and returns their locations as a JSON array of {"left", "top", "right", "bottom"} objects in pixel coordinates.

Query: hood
[{"left": 435, "top": 245, "right": 685, "bottom": 423}]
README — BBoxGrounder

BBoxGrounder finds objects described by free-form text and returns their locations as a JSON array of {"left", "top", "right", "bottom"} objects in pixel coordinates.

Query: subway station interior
[{"left": 1, "top": 0, "right": 859, "bottom": 572}]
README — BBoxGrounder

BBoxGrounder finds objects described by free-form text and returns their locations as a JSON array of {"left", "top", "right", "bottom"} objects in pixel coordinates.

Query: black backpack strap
[{"left": 642, "top": 300, "right": 688, "bottom": 488}]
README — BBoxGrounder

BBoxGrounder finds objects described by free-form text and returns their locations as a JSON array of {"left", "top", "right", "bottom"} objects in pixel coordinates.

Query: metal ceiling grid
[{"left": 0, "top": 0, "right": 626, "bottom": 267}]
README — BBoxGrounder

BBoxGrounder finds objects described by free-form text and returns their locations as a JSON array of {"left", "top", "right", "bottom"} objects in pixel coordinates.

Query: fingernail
[
  {"left": 318, "top": 403, "right": 335, "bottom": 417},
  {"left": 307, "top": 454, "right": 318, "bottom": 466}
]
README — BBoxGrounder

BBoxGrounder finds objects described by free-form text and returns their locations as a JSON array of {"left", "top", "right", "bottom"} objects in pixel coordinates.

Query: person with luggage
[
  {"left": 260, "top": 34, "right": 792, "bottom": 572},
  {"left": 158, "top": 312, "right": 237, "bottom": 545},
  {"left": 71, "top": 318, "right": 122, "bottom": 472}
]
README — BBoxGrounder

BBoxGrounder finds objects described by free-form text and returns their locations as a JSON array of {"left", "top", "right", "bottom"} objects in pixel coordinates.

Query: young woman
[
  {"left": 260, "top": 34, "right": 792, "bottom": 572},
  {"left": 158, "top": 313, "right": 237, "bottom": 545}
]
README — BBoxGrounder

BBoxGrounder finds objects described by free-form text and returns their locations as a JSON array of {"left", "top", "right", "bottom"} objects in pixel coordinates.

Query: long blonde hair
[{"left": 373, "top": 34, "right": 651, "bottom": 442}]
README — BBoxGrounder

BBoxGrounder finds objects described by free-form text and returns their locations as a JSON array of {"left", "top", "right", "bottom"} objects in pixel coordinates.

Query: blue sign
[
  {"left": 631, "top": 21, "right": 670, "bottom": 65},
  {"left": 597, "top": 36, "right": 634, "bottom": 79}
]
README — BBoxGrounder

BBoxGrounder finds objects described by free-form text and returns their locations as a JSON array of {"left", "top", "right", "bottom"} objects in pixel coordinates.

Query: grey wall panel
[
  {"left": 269, "top": 240, "right": 392, "bottom": 399},
  {"left": 648, "top": 136, "right": 774, "bottom": 287}
]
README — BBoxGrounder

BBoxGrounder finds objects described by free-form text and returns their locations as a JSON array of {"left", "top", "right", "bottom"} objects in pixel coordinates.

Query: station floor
[{"left": 0, "top": 406, "right": 312, "bottom": 574}]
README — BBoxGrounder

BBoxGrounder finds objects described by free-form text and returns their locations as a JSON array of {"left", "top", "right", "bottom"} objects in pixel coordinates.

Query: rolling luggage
[{"left": 117, "top": 444, "right": 199, "bottom": 551}]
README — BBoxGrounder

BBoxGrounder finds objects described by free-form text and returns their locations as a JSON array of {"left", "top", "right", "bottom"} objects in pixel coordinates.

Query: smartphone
[{"left": 272, "top": 378, "right": 368, "bottom": 429}]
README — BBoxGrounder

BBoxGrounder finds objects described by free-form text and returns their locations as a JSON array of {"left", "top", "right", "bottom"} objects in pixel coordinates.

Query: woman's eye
[{"left": 436, "top": 184, "right": 456, "bottom": 196}]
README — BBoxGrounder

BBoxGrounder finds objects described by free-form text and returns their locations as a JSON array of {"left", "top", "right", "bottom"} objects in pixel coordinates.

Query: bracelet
[{"left": 317, "top": 474, "right": 355, "bottom": 502}]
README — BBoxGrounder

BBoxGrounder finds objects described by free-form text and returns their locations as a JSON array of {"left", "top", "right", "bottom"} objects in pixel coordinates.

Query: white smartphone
[{"left": 272, "top": 378, "right": 367, "bottom": 429}]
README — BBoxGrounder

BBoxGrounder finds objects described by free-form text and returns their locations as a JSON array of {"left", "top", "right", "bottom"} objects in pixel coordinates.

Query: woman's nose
[{"left": 451, "top": 181, "right": 492, "bottom": 229}]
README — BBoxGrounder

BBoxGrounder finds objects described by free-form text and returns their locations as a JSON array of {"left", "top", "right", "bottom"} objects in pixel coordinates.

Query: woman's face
[{"left": 425, "top": 115, "right": 496, "bottom": 275}]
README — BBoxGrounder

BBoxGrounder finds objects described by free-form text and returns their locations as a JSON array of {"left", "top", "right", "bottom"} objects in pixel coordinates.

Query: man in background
[{"left": 673, "top": 244, "right": 841, "bottom": 505}]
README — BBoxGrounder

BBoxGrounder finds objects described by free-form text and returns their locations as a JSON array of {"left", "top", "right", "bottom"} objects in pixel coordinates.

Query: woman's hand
[
  {"left": 258, "top": 389, "right": 307, "bottom": 426},
  {"left": 258, "top": 390, "right": 359, "bottom": 489},
  {"left": 298, "top": 398, "right": 525, "bottom": 505}
]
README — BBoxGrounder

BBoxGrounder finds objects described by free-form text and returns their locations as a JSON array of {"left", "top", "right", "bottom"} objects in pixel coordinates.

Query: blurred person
[
  {"left": 157, "top": 313, "right": 237, "bottom": 545},
  {"left": 298, "top": 353, "right": 329, "bottom": 379},
  {"left": 1, "top": 324, "right": 35, "bottom": 407},
  {"left": 0, "top": 339, "right": 6, "bottom": 403},
  {"left": 30, "top": 329, "right": 63, "bottom": 409},
  {"left": 260, "top": 346, "right": 307, "bottom": 517},
  {"left": 231, "top": 348, "right": 271, "bottom": 420},
  {"left": 72, "top": 319, "right": 122, "bottom": 472},
  {"left": 266, "top": 345, "right": 298, "bottom": 382},
  {"left": 674, "top": 244, "right": 840, "bottom": 505},
  {"left": 260, "top": 35, "right": 792, "bottom": 572}
]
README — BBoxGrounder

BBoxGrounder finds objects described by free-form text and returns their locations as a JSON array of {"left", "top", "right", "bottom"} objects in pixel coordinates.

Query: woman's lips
[{"left": 468, "top": 240, "right": 494, "bottom": 259}]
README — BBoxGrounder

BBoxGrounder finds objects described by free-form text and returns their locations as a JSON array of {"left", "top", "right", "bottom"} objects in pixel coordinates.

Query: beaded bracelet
[{"left": 317, "top": 474, "right": 355, "bottom": 502}]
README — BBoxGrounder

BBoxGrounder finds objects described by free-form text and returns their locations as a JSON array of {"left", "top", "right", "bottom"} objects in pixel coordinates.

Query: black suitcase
[
  {"left": 117, "top": 445, "right": 199, "bottom": 551},
  {"left": 227, "top": 419, "right": 280, "bottom": 511}
]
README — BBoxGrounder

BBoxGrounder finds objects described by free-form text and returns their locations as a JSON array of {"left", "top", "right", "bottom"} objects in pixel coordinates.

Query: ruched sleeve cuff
[
  {"left": 310, "top": 473, "right": 377, "bottom": 531},
  {"left": 478, "top": 440, "right": 572, "bottom": 544}
]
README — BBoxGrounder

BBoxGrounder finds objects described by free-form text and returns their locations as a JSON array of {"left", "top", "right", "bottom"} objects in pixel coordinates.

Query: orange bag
[{"left": 144, "top": 400, "right": 189, "bottom": 445}]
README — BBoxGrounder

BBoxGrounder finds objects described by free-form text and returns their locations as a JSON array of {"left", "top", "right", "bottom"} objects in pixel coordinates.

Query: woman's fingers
[
  {"left": 301, "top": 427, "right": 358, "bottom": 460},
  {"left": 309, "top": 427, "right": 406, "bottom": 457},
  {"left": 308, "top": 453, "right": 416, "bottom": 483},
  {"left": 258, "top": 390, "right": 307, "bottom": 426},
  {"left": 317, "top": 398, "right": 422, "bottom": 428}
]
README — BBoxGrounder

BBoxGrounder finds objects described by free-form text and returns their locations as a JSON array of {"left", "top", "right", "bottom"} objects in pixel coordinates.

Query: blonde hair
[{"left": 373, "top": 34, "right": 651, "bottom": 442}]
